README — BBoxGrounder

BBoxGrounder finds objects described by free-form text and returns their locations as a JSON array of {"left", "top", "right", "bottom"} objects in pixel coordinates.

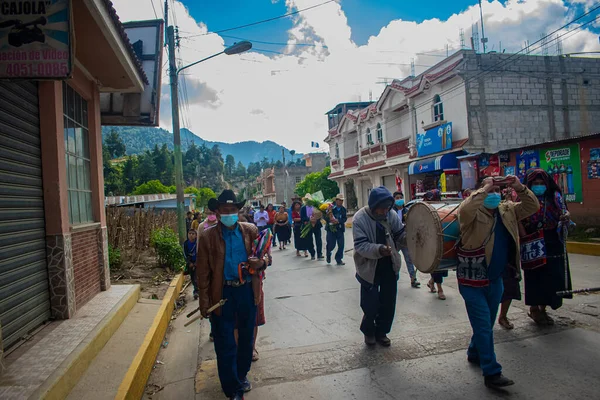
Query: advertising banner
[
  {"left": 460, "top": 159, "right": 477, "bottom": 190},
  {"left": 516, "top": 149, "right": 540, "bottom": 183},
  {"left": 539, "top": 144, "right": 582, "bottom": 203},
  {"left": 0, "top": 0, "right": 72, "bottom": 79},
  {"left": 588, "top": 148, "right": 600, "bottom": 179},
  {"left": 479, "top": 154, "right": 500, "bottom": 177},
  {"left": 504, "top": 166, "right": 516, "bottom": 176},
  {"left": 417, "top": 122, "right": 452, "bottom": 157}
]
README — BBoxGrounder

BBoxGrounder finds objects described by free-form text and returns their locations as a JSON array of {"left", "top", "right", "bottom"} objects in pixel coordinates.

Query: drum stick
[
  {"left": 556, "top": 287, "right": 600, "bottom": 297},
  {"left": 185, "top": 299, "right": 227, "bottom": 324}
]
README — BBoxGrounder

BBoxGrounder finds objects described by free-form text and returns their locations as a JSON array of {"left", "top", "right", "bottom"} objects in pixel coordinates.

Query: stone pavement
[{"left": 145, "top": 229, "right": 600, "bottom": 400}]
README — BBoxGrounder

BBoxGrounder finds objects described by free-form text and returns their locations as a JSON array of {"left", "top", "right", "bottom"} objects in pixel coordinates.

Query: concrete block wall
[
  {"left": 72, "top": 228, "right": 101, "bottom": 308},
  {"left": 465, "top": 52, "right": 600, "bottom": 153}
]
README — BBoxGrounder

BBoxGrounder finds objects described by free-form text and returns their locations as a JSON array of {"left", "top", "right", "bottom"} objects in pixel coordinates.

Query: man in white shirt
[{"left": 253, "top": 204, "right": 269, "bottom": 231}]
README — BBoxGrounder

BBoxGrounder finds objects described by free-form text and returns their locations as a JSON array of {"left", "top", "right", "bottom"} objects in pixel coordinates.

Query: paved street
[{"left": 145, "top": 230, "right": 600, "bottom": 400}]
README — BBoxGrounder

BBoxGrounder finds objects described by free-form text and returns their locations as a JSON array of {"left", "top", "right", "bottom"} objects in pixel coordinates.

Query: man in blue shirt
[
  {"left": 326, "top": 194, "right": 348, "bottom": 265},
  {"left": 197, "top": 190, "right": 267, "bottom": 400}
]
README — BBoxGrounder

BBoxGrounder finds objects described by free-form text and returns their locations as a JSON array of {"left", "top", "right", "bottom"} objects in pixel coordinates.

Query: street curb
[
  {"left": 567, "top": 241, "right": 600, "bottom": 256},
  {"left": 115, "top": 273, "right": 184, "bottom": 400},
  {"left": 34, "top": 285, "right": 141, "bottom": 400}
]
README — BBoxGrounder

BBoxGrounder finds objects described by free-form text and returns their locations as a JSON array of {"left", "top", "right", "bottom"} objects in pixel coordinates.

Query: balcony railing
[
  {"left": 386, "top": 138, "right": 410, "bottom": 158},
  {"left": 344, "top": 154, "right": 359, "bottom": 169},
  {"left": 360, "top": 143, "right": 384, "bottom": 157}
]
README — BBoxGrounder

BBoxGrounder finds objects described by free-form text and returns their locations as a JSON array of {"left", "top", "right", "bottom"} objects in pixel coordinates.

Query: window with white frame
[
  {"left": 63, "top": 82, "right": 93, "bottom": 225},
  {"left": 433, "top": 94, "right": 444, "bottom": 122},
  {"left": 295, "top": 176, "right": 303, "bottom": 184},
  {"left": 335, "top": 143, "right": 340, "bottom": 159},
  {"left": 366, "top": 128, "right": 373, "bottom": 146},
  {"left": 376, "top": 123, "right": 383, "bottom": 143}
]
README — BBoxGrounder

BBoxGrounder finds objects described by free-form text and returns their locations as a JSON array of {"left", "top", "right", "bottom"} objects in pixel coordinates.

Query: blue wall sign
[{"left": 417, "top": 122, "right": 452, "bottom": 157}]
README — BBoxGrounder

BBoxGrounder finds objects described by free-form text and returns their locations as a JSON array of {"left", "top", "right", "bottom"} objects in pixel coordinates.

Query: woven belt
[{"left": 224, "top": 279, "right": 247, "bottom": 287}]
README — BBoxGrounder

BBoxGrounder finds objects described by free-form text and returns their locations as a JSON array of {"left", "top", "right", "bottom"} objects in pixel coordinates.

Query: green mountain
[{"left": 101, "top": 126, "right": 304, "bottom": 166}]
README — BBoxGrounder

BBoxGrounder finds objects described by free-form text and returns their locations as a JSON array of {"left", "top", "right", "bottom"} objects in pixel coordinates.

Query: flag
[
  {"left": 395, "top": 174, "right": 403, "bottom": 193},
  {"left": 311, "top": 141, "right": 320, "bottom": 148}
]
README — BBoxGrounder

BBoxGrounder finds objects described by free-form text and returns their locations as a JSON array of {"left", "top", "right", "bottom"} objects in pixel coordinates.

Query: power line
[
  {"left": 181, "top": 0, "right": 337, "bottom": 38},
  {"left": 149, "top": 0, "right": 158, "bottom": 19},
  {"left": 221, "top": 34, "right": 329, "bottom": 48}
]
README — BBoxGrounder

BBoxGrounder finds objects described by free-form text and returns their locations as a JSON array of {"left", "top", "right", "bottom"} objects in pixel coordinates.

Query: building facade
[
  {"left": 325, "top": 50, "right": 600, "bottom": 221},
  {"left": 0, "top": 1, "right": 157, "bottom": 351}
]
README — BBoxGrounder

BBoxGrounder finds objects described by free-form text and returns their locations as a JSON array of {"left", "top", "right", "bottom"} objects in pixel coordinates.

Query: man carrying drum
[{"left": 457, "top": 175, "right": 539, "bottom": 389}]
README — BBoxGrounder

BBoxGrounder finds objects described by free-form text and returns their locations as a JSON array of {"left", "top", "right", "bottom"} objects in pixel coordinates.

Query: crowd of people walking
[{"left": 186, "top": 167, "right": 574, "bottom": 398}]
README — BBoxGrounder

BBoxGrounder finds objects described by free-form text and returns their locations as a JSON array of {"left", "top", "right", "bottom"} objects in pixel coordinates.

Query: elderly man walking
[
  {"left": 353, "top": 186, "right": 404, "bottom": 347},
  {"left": 197, "top": 190, "right": 268, "bottom": 400}
]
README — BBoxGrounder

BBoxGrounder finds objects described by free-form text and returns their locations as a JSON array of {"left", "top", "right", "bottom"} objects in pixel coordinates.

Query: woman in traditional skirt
[
  {"left": 423, "top": 189, "right": 447, "bottom": 300},
  {"left": 521, "top": 169, "right": 573, "bottom": 325},
  {"left": 292, "top": 201, "right": 309, "bottom": 257},
  {"left": 274, "top": 205, "right": 291, "bottom": 250}
]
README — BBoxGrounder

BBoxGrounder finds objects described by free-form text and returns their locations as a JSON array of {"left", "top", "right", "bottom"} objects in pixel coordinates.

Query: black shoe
[
  {"left": 229, "top": 394, "right": 244, "bottom": 400},
  {"left": 336, "top": 261, "right": 345, "bottom": 266},
  {"left": 326, "top": 254, "right": 331, "bottom": 264},
  {"left": 317, "top": 256, "right": 325, "bottom": 261},
  {"left": 311, "top": 256, "right": 316, "bottom": 260},
  {"left": 240, "top": 378, "right": 252, "bottom": 392},
  {"left": 193, "top": 292, "right": 199, "bottom": 300},
  {"left": 484, "top": 374, "right": 515, "bottom": 389},
  {"left": 376, "top": 335, "right": 391, "bottom": 347},
  {"left": 364, "top": 335, "right": 376, "bottom": 346}
]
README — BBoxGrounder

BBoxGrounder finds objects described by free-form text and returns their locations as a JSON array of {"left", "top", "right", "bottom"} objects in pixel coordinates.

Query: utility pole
[
  {"left": 167, "top": 25, "right": 186, "bottom": 243},
  {"left": 479, "top": 0, "right": 487, "bottom": 53},
  {"left": 282, "top": 149, "right": 288, "bottom": 203}
]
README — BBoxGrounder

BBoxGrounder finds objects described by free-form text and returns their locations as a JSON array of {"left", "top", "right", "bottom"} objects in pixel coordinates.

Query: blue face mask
[
  {"left": 483, "top": 193, "right": 501, "bottom": 209},
  {"left": 220, "top": 213, "right": 238, "bottom": 227},
  {"left": 531, "top": 185, "right": 547, "bottom": 196},
  {"left": 395, "top": 199, "right": 405, "bottom": 207}
]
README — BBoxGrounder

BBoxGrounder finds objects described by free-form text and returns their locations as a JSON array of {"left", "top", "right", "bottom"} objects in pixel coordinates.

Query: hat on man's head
[
  {"left": 208, "top": 190, "right": 246, "bottom": 212},
  {"left": 335, "top": 193, "right": 345, "bottom": 201}
]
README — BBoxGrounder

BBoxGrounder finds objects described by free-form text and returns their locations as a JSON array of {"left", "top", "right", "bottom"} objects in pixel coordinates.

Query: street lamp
[{"left": 167, "top": 25, "right": 252, "bottom": 242}]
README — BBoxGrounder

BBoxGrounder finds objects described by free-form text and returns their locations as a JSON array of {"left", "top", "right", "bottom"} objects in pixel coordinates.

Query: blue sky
[{"left": 185, "top": 0, "right": 509, "bottom": 47}]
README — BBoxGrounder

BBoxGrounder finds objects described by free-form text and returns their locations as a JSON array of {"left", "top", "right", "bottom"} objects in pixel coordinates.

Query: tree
[
  {"left": 185, "top": 186, "right": 216, "bottom": 208},
  {"left": 247, "top": 161, "right": 261, "bottom": 178},
  {"left": 235, "top": 161, "right": 246, "bottom": 178},
  {"left": 122, "top": 156, "right": 138, "bottom": 194},
  {"left": 132, "top": 180, "right": 171, "bottom": 195},
  {"left": 225, "top": 154, "right": 235, "bottom": 179},
  {"left": 290, "top": 150, "right": 296, "bottom": 163},
  {"left": 295, "top": 167, "right": 339, "bottom": 199},
  {"left": 104, "top": 130, "right": 126, "bottom": 158}
]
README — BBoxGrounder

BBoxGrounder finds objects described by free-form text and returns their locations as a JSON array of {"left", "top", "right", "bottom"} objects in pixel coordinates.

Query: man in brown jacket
[
  {"left": 457, "top": 175, "right": 539, "bottom": 389},
  {"left": 197, "top": 190, "right": 266, "bottom": 400}
]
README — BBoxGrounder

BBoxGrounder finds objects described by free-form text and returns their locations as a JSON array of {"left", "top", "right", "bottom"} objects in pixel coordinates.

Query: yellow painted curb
[
  {"left": 115, "top": 273, "right": 184, "bottom": 400},
  {"left": 567, "top": 241, "right": 600, "bottom": 256},
  {"left": 36, "top": 285, "right": 141, "bottom": 400}
]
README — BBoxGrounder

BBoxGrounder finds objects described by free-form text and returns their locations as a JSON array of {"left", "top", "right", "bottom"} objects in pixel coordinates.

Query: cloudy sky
[{"left": 112, "top": 0, "right": 600, "bottom": 153}]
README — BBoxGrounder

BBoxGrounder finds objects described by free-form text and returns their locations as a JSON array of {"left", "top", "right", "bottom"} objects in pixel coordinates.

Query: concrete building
[
  {"left": 326, "top": 50, "right": 600, "bottom": 216},
  {"left": 253, "top": 153, "right": 328, "bottom": 205},
  {"left": 0, "top": 1, "right": 161, "bottom": 352}
]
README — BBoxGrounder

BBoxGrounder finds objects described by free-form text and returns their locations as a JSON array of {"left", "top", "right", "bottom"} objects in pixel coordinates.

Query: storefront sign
[
  {"left": 516, "top": 150, "right": 540, "bottom": 183},
  {"left": 589, "top": 148, "right": 600, "bottom": 179},
  {"left": 479, "top": 154, "right": 500, "bottom": 177},
  {"left": 499, "top": 152, "right": 510, "bottom": 163},
  {"left": 504, "top": 166, "right": 515, "bottom": 176},
  {"left": 417, "top": 122, "right": 452, "bottom": 157},
  {"left": 0, "top": 0, "right": 72, "bottom": 79},
  {"left": 539, "top": 144, "right": 582, "bottom": 203},
  {"left": 460, "top": 159, "right": 477, "bottom": 190}
]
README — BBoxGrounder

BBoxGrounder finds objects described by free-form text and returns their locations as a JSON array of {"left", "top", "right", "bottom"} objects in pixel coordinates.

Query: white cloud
[{"left": 112, "top": 0, "right": 600, "bottom": 153}]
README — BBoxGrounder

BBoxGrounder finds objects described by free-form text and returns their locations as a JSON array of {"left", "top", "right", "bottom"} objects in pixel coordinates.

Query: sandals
[
  {"left": 437, "top": 291, "right": 446, "bottom": 300},
  {"left": 498, "top": 316, "right": 514, "bottom": 330},
  {"left": 296, "top": 252, "right": 301, "bottom": 257},
  {"left": 411, "top": 278, "right": 421, "bottom": 288},
  {"left": 252, "top": 349, "right": 259, "bottom": 362},
  {"left": 541, "top": 310, "right": 555, "bottom": 325},
  {"left": 427, "top": 280, "right": 437, "bottom": 293},
  {"left": 528, "top": 308, "right": 547, "bottom": 325}
]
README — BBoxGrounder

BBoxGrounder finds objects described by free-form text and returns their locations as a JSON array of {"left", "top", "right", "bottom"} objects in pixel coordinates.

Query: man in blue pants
[
  {"left": 197, "top": 190, "right": 267, "bottom": 400},
  {"left": 326, "top": 194, "right": 348, "bottom": 265},
  {"left": 457, "top": 175, "right": 539, "bottom": 389}
]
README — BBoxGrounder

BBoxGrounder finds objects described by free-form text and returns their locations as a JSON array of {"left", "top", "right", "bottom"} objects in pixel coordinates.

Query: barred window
[
  {"left": 433, "top": 94, "right": 444, "bottom": 122},
  {"left": 376, "top": 123, "right": 383, "bottom": 143},
  {"left": 63, "top": 82, "right": 93, "bottom": 225},
  {"left": 366, "top": 128, "right": 373, "bottom": 145}
]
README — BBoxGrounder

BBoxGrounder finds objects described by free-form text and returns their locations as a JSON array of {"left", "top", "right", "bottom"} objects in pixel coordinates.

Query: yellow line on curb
[
  {"left": 37, "top": 285, "right": 141, "bottom": 400},
  {"left": 567, "top": 241, "right": 600, "bottom": 256},
  {"left": 115, "top": 273, "right": 184, "bottom": 400}
]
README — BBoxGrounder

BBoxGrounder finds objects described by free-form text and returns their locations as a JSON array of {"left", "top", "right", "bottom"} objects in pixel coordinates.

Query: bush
[
  {"left": 150, "top": 227, "right": 185, "bottom": 271},
  {"left": 108, "top": 245, "right": 122, "bottom": 269}
]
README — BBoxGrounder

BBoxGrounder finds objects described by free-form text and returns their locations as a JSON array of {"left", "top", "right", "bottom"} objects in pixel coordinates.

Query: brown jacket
[
  {"left": 457, "top": 186, "right": 540, "bottom": 277},
  {"left": 196, "top": 222, "right": 260, "bottom": 316}
]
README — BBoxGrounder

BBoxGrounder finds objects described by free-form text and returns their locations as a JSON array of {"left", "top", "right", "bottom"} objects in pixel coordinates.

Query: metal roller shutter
[{"left": 0, "top": 81, "right": 51, "bottom": 350}]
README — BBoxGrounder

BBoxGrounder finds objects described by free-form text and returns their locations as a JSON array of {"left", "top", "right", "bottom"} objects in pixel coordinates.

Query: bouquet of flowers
[
  {"left": 300, "top": 192, "right": 337, "bottom": 238},
  {"left": 239, "top": 228, "right": 273, "bottom": 280}
]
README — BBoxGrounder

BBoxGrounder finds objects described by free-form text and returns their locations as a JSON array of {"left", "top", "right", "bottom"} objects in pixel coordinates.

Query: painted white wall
[
  {"left": 413, "top": 75, "right": 468, "bottom": 141},
  {"left": 384, "top": 108, "right": 411, "bottom": 143}
]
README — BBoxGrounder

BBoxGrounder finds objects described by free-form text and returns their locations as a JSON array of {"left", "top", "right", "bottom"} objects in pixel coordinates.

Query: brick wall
[
  {"left": 72, "top": 229, "right": 101, "bottom": 308},
  {"left": 465, "top": 53, "right": 600, "bottom": 152}
]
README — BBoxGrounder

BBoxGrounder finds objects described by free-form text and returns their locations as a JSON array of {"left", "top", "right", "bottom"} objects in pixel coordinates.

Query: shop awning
[{"left": 408, "top": 152, "right": 461, "bottom": 175}]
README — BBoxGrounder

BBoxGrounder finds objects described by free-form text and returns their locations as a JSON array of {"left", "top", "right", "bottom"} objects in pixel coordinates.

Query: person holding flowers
[
  {"left": 326, "top": 194, "right": 348, "bottom": 265},
  {"left": 300, "top": 195, "right": 323, "bottom": 260}
]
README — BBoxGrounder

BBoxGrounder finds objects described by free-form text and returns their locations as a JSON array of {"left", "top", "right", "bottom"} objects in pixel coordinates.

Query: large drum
[{"left": 406, "top": 201, "right": 461, "bottom": 274}]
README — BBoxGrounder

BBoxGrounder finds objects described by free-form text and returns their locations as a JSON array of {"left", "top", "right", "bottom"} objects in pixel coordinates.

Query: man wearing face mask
[
  {"left": 393, "top": 191, "right": 420, "bottom": 288},
  {"left": 353, "top": 186, "right": 405, "bottom": 347},
  {"left": 197, "top": 190, "right": 267, "bottom": 400},
  {"left": 457, "top": 175, "right": 539, "bottom": 389}
]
